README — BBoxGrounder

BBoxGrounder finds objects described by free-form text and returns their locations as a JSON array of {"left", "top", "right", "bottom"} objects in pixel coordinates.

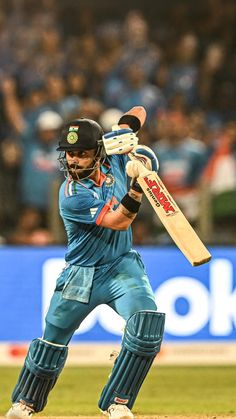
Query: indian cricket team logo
[
  {"left": 105, "top": 174, "right": 115, "bottom": 186},
  {"left": 67, "top": 131, "right": 78, "bottom": 144}
]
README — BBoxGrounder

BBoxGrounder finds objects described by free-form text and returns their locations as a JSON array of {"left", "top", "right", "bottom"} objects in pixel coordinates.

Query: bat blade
[{"left": 137, "top": 171, "right": 211, "bottom": 266}]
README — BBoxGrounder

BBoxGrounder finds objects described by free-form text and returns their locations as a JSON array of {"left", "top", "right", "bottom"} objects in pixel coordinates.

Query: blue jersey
[{"left": 59, "top": 154, "right": 132, "bottom": 266}]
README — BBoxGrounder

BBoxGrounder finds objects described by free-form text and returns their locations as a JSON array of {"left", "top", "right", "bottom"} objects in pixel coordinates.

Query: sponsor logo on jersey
[{"left": 90, "top": 207, "right": 98, "bottom": 217}]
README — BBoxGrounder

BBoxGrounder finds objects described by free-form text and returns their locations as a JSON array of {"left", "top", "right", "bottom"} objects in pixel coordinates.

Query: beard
[{"left": 68, "top": 162, "right": 97, "bottom": 180}]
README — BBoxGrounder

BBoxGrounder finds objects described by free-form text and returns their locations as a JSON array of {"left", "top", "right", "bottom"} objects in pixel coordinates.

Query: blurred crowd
[{"left": 0, "top": 0, "right": 236, "bottom": 246}]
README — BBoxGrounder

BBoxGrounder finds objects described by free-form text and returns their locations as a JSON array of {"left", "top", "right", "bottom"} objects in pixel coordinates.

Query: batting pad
[
  {"left": 12, "top": 338, "right": 68, "bottom": 412},
  {"left": 99, "top": 310, "right": 165, "bottom": 411}
]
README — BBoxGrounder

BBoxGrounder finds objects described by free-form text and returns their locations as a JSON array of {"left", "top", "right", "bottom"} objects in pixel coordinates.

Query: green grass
[{"left": 0, "top": 366, "right": 235, "bottom": 416}]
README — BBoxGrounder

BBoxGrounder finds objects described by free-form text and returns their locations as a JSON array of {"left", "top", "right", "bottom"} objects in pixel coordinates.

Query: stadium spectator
[
  {"left": 45, "top": 74, "right": 81, "bottom": 120},
  {"left": 118, "top": 10, "right": 161, "bottom": 79},
  {"left": 1, "top": 76, "right": 49, "bottom": 134},
  {"left": 165, "top": 33, "right": 200, "bottom": 108},
  {"left": 17, "top": 110, "right": 63, "bottom": 211},
  {"left": 104, "top": 62, "right": 166, "bottom": 121},
  {"left": 152, "top": 110, "right": 209, "bottom": 221},
  {"left": 0, "top": 137, "right": 22, "bottom": 240},
  {"left": 6, "top": 206, "right": 54, "bottom": 246},
  {"left": 202, "top": 121, "right": 236, "bottom": 243}
]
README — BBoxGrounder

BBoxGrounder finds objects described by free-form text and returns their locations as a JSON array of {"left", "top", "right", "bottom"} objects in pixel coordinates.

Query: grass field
[{"left": 0, "top": 366, "right": 235, "bottom": 417}]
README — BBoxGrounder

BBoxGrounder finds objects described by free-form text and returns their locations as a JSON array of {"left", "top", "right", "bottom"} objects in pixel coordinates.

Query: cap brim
[{"left": 56, "top": 145, "right": 96, "bottom": 151}]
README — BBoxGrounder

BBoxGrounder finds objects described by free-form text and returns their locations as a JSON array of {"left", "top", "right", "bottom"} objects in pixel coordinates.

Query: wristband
[
  {"left": 121, "top": 193, "right": 141, "bottom": 213},
  {"left": 118, "top": 114, "right": 141, "bottom": 133}
]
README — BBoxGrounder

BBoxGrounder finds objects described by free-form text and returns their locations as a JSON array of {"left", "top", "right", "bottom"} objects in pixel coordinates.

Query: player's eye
[
  {"left": 67, "top": 150, "right": 88, "bottom": 158},
  {"left": 68, "top": 151, "right": 75, "bottom": 158}
]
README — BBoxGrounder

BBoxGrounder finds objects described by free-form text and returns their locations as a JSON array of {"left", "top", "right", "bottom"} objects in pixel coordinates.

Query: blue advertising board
[{"left": 0, "top": 246, "right": 236, "bottom": 342}]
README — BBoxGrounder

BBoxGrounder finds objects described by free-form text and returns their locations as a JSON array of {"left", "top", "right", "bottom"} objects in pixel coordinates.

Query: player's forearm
[
  {"left": 2, "top": 84, "right": 25, "bottom": 134},
  {"left": 99, "top": 189, "right": 142, "bottom": 230},
  {"left": 119, "top": 189, "right": 142, "bottom": 222}
]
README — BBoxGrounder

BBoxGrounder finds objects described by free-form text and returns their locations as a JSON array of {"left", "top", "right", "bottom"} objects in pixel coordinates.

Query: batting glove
[
  {"left": 126, "top": 145, "right": 159, "bottom": 193},
  {"left": 102, "top": 128, "right": 139, "bottom": 155},
  {"left": 129, "top": 145, "right": 159, "bottom": 172}
]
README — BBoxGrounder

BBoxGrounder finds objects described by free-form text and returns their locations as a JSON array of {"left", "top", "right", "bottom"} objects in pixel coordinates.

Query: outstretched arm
[{"left": 1, "top": 77, "right": 26, "bottom": 134}]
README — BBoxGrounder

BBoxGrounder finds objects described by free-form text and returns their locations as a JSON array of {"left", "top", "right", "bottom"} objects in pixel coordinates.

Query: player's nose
[{"left": 70, "top": 156, "right": 80, "bottom": 163}]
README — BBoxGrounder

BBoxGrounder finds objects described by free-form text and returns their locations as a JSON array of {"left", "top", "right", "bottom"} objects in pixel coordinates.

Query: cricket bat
[{"left": 118, "top": 106, "right": 211, "bottom": 266}]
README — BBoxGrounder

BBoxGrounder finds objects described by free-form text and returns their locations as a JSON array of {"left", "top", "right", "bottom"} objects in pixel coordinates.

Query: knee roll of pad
[
  {"left": 99, "top": 310, "right": 165, "bottom": 411},
  {"left": 12, "top": 338, "right": 68, "bottom": 412}
]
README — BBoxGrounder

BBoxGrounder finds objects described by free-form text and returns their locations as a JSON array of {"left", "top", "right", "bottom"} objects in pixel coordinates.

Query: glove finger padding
[
  {"left": 126, "top": 160, "right": 150, "bottom": 178},
  {"left": 130, "top": 145, "right": 159, "bottom": 172},
  {"left": 102, "top": 128, "right": 139, "bottom": 155}
]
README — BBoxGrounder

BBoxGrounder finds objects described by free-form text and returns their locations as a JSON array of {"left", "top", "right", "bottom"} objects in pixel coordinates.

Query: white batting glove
[
  {"left": 126, "top": 145, "right": 159, "bottom": 192},
  {"left": 102, "top": 128, "right": 139, "bottom": 155},
  {"left": 126, "top": 159, "right": 150, "bottom": 179},
  {"left": 129, "top": 145, "right": 159, "bottom": 172}
]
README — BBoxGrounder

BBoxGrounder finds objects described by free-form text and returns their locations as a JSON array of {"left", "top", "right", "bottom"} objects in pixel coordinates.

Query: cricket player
[{"left": 6, "top": 117, "right": 165, "bottom": 419}]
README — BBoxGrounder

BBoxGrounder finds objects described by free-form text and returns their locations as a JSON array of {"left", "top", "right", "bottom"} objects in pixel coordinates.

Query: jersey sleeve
[
  {"left": 116, "top": 154, "right": 129, "bottom": 169},
  {"left": 60, "top": 188, "right": 111, "bottom": 225}
]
